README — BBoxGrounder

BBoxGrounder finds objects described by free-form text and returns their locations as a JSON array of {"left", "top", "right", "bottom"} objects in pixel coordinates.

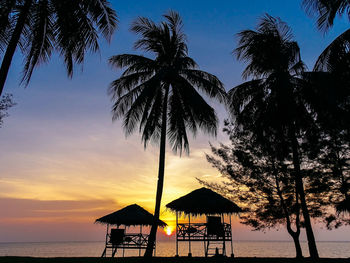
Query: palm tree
[
  {"left": 108, "top": 11, "right": 225, "bottom": 257},
  {"left": 0, "top": 0, "right": 118, "bottom": 95},
  {"left": 228, "top": 14, "right": 320, "bottom": 258},
  {"left": 302, "top": 0, "right": 350, "bottom": 71},
  {"left": 303, "top": 0, "right": 350, "bottom": 216}
]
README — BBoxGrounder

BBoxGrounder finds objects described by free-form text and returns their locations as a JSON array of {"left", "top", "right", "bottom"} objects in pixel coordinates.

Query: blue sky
[{"left": 0, "top": 0, "right": 349, "bottom": 243}]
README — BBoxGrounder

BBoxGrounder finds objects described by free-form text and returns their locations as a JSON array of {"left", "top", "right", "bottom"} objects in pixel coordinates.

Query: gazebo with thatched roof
[
  {"left": 95, "top": 204, "right": 166, "bottom": 257},
  {"left": 166, "top": 187, "right": 241, "bottom": 257}
]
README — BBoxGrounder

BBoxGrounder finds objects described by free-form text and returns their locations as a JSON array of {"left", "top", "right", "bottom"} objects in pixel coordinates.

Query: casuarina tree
[{"left": 203, "top": 126, "right": 304, "bottom": 258}]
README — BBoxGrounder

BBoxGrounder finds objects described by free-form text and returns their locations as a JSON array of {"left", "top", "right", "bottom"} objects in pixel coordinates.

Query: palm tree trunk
[
  {"left": 144, "top": 85, "right": 170, "bottom": 258},
  {"left": 0, "top": 0, "right": 32, "bottom": 96},
  {"left": 290, "top": 127, "right": 319, "bottom": 259}
]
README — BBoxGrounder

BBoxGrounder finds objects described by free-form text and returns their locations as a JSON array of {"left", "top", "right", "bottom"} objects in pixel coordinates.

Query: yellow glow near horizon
[
  {"left": 0, "top": 111, "right": 230, "bottom": 242},
  {"left": 164, "top": 226, "right": 173, "bottom": 236}
]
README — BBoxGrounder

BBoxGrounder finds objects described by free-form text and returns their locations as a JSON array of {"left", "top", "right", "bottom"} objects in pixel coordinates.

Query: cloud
[{"left": 0, "top": 198, "right": 118, "bottom": 223}]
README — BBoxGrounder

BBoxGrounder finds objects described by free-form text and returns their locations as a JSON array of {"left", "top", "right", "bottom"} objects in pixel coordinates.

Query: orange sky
[{"left": 0, "top": 98, "right": 230, "bottom": 241}]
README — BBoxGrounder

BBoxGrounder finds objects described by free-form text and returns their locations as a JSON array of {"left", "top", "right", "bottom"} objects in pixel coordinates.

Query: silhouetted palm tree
[
  {"left": 0, "top": 0, "right": 118, "bottom": 95},
  {"left": 303, "top": 0, "right": 350, "bottom": 71},
  {"left": 228, "top": 14, "right": 319, "bottom": 258},
  {"left": 108, "top": 11, "right": 225, "bottom": 257},
  {"left": 303, "top": 0, "right": 350, "bottom": 216}
]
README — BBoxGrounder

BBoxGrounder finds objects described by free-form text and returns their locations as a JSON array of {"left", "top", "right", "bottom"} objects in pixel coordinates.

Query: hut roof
[
  {"left": 95, "top": 204, "right": 167, "bottom": 227},
  {"left": 166, "top": 187, "right": 242, "bottom": 216}
]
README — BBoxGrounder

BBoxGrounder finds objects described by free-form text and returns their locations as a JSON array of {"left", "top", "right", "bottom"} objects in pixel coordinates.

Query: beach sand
[{"left": 0, "top": 257, "right": 349, "bottom": 263}]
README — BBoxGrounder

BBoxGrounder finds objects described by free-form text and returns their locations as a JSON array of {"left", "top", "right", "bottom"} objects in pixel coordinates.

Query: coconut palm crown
[
  {"left": 108, "top": 11, "right": 225, "bottom": 257},
  {"left": 0, "top": 0, "right": 118, "bottom": 95},
  {"left": 303, "top": 0, "right": 350, "bottom": 31},
  {"left": 109, "top": 11, "right": 225, "bottom": 154},
  {"left": 229, "top": 14, "right": 309, "bottom": 150},
  {"left": 303, "top": 0, "right": 350, "bottom": 71}
]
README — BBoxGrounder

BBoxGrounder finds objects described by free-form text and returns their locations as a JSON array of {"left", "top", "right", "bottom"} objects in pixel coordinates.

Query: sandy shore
[{"left": 0, "top": 257, "right": 349, "bottom": 263}]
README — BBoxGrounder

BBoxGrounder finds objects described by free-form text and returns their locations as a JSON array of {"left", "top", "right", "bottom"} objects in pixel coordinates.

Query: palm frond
[
  {"left": 111, "top": 74, "right": 160, "bottom": 122},
  {"left": 175, "top": 76, "right": 218, "bottom": 137},
  {"left": 228, "top": 79, "right": 264, "bottom": 116},
  {"left": 140, "top": 85, "right": 163, "bottom": 147},
  {"left": 108, "top": 71, "right": 154, "bottom": 99},
  {"left": 21, "top": 0, "right": 55, "bottom": 85},
  {"left": 163, "top": 10, "right": 187, "bottom": 47},
  {"left": 302, "top": 0, "right": 348, "bottom": 31},
  {"left": 234, "top": 14, "right": 303, "bottom": 79},
  {"left": 0, "top": 0, "right": 16, "bottom": 52},
  {"left": 314, "top": 28, "right": 350, "bottom": 71},
  {"left": 109, "top": 54, "right": 154, "bottom": 68},
  {"left": 168, "top": 85, "right": 190, "bottom": 154},
  {"left": 52, "top": 0, "right": 117, "bottom": 77},
  {"left": 180, "top": 69, "right": 226, "bottom": 103},
  {"left": 130, "top": 16, "right": 158, "bottom": 35},
  {"left": 83, "top": 0, "right": 118, "bottom": 42}
]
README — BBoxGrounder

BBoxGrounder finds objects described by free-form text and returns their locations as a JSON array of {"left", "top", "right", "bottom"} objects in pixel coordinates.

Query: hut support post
[
  {"left": 112, "top": 247, "right": 117, "bottom": 257},
  {"left": 106, "top": 224, "right": 109, "bottom": 245},
  {"left": 101, "top": 224, "right": 109, "bottom": 257},
  {"left": 230, "top": 215, "right": 234, "bottom": 258},
  {"left": 139, "top": 225, "right": 142, "bottom": 256},
  {"left": 188, "top": 214, "right": 192, "bottom": 257},
  {"left": 222, "top": 214, "right": 226, "bottom": 256},
  {"left": 176, "top": 212, "right": 179, "bottom": 257}
]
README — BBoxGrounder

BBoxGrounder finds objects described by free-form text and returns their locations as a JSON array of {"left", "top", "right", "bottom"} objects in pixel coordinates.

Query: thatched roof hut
[
  {"left": 166, "top": 187, "right": 241, "bottom": 216},
  {"left": 95, "top": 204, "right": 167, "bottom": 227}
]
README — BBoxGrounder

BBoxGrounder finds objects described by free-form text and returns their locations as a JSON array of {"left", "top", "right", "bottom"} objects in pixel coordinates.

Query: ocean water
[{"left": 0, "top": 240, "right": 349, "bottom": 258}]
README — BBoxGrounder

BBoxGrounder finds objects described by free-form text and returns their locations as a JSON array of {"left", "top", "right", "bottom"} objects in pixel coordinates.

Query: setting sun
[{"left": 164, "top": 226, "right": 173, "bottom": 236}]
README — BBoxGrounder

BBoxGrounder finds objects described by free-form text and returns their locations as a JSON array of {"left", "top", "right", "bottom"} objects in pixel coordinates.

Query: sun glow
[{"left": 165, "top": 226, "right": 173, "bottom": 236}]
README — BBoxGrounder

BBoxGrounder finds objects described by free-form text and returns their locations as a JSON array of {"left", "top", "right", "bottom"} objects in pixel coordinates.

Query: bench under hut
[
  {"left": 95, "top": 204, "right": 166, "bottom": 257},
  {"left": 166, "top": 187, "right": 241, "bottom": 257}
]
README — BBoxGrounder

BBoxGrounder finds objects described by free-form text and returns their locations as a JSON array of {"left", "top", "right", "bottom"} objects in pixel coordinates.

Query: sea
[{"left": 0, "top": 241, "right": 349, "bottom": 258}]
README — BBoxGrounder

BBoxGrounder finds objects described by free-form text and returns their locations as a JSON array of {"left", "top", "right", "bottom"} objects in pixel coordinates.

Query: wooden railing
[
  {"left": 105, "top": 233, "right": 154, "bottom": 249},
  {"left": 176, "top": 223, "right": 232, "bottom": 241}
]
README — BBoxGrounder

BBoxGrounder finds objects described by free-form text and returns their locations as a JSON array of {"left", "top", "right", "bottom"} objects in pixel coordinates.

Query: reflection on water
[{"left": 0, "top": 241, "right": 349, "bottom": 258}]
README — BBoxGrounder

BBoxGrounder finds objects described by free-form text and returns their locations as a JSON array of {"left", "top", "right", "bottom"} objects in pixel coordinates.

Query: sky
[{"left": 0, "top": 0, "right": 349, "bottom": 243}]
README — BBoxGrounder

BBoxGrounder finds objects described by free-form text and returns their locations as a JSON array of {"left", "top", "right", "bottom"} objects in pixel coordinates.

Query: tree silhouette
[
  {"left": 108, "top": 11, "right": 225, "bottom": 257},
  {"left": 0, "top": 93, "right": 15, "bottom": 127},
  {"left": 303, "top": 67, "right": 350, "bottom": 217},
  {"left": 228, "top": 14, "right": 320, "bottom": 258},
  {"left": 0, "top": 0, "right": 118, "bottom": 95},
  {"left": 301, "top": 0, "right": 350, "bottom": 212},
  {"left": 203, "top": 126, "right": 304, "bottom": 258},
  {"left": 203, "top": 121, "right": 343, "bottom": 258}
]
